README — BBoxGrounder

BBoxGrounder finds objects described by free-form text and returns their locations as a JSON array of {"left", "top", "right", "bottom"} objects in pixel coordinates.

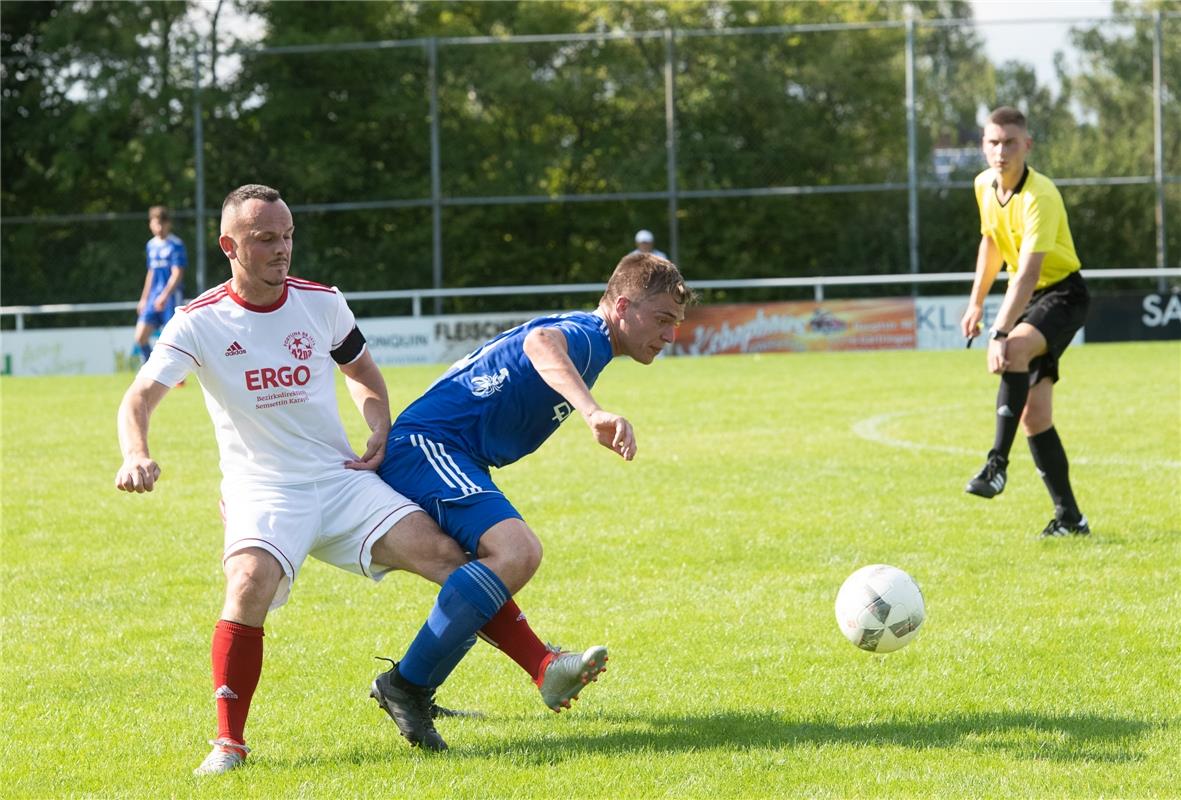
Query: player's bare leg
[
  {"left": 474, "top": 518, "right": 542, "bottom": 595},
  {"left": 195, "top": 548, "right": 281, "bottom": 776},
  {"left": 370, "top": 510, "right": 469, "bottom": 585}
]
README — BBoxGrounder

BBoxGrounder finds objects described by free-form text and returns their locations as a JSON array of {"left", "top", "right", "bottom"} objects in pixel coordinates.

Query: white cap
[{"left": 635, "top": 229, "right": 654, "bottom": 243}]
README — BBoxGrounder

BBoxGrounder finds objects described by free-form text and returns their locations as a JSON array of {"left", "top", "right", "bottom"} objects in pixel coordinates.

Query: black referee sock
[
  {"left": 1028, "top": 426, "right": 1081, "bottom": 522},
  {"left": 991, "top": 371, "right": 1029, "bottom": 460}
]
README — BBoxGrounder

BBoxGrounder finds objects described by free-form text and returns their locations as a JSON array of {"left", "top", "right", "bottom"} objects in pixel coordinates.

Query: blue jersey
[
  {"left": 394, "top": 311, "right": 615, "bottom": 468},
  {"left": 146, "top": 234, "right": 187, "bottom": 305}
]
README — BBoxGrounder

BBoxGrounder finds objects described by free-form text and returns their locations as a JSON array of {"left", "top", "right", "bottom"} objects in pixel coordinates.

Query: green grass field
[{"left": 2, "top": 341, "right": 1179, "bottom": 799}]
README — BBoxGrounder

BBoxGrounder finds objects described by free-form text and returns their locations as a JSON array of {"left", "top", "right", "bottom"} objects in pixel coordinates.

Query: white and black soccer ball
[{"left": 834, "top": 564, "right": 925, "bottom": 653}]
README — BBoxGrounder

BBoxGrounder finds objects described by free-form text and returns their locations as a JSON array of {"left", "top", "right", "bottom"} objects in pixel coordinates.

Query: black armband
[{"left": 331, "top": 326, "right": 367, "bottom": 364}]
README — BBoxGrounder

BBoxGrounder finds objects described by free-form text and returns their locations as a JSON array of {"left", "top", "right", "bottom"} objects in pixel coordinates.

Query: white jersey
[{"left": 140, "top": 277, "right": 367, "bottom": 484}]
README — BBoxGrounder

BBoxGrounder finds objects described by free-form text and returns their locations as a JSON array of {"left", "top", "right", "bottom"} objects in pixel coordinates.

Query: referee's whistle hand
[{"left": 960, "top": 308, "right": 983, "bottom": 339}]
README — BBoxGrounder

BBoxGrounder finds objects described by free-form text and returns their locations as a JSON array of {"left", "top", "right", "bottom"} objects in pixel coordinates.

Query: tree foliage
[{"left": 2, "top": 0, "right": 1175, "bottom": 316}]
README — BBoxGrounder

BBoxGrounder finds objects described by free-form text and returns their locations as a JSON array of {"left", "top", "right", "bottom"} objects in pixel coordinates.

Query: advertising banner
[
  {"left": 1, "top": 326, "right": 139, "bottom": 375},
  {"left": 915, "top": 296, "right": 1002, "bottom": 351},
  {"left": 0, "top": 313, "right": 543, "bottom": 375},
  {"left": 17, "top": 290, "right": 1168, "bottom": 375},
  {"left": 671, "top": 298, "right": 916, "bottom": 356},
  {"left": 1085, "top": 292, "right": 1181, "bottom": 342},
  {"left": 362, "top": 312, "right": 539, "bottom": 366},
  {"left": 915, "top": 296, "right": 1088, "bottom": 350}
]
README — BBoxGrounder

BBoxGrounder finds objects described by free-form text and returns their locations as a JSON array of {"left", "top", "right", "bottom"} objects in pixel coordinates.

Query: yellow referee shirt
[{"left": 974, "top": 166, "right": 1082, "bottom": 290}]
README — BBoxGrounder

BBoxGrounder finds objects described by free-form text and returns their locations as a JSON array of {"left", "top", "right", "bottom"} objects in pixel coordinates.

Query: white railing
[{"left": 1, "top": 268, "right": 1176, "bottom": 330}]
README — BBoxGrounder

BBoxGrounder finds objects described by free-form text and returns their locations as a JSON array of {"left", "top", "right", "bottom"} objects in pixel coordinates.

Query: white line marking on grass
[{"left": 852, "top": 409, "right": 1181, "bottom": 470}]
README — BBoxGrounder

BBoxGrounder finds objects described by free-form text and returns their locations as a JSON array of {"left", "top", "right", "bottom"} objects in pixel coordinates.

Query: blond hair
[{"left": 601, "top": 252, "right": 695, "bottom": 306}]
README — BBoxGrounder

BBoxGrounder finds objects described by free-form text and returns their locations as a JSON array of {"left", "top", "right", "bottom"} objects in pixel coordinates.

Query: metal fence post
[
  {"left": 193, "top": 47, "right": 207, "bottom": 294},
  {"left": 664, "top": 28, "right": 679, "bottom": 264},
  {"left": 905, "top": 15, "right": 920, "bottom": 280},
  {"left": 1152, "top": 10, "right": 1168, "bottom": 287},
  {"left": 429, "top": 37, "right": 443, "bottom": 315}
]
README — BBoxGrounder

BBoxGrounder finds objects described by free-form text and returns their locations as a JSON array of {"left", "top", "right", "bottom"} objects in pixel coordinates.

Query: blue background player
[
  {"left": 134, "top": 205, "right": 187, "bottom": 364},
  {"left": 371, "top": 251, "right": 694, "bottom": 750}
]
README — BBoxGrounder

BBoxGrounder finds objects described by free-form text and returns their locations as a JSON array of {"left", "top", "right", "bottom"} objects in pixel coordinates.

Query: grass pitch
[{"left": 1, "top": 341, "right": 1179, "bottom": 798}]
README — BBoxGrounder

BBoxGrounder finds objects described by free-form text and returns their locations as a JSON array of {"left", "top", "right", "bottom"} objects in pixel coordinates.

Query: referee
[{"left": 960, "top": 106, "right": 1090, "bottom": 538}]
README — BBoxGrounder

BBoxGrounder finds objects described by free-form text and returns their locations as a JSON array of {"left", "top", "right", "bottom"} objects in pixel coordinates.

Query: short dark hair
[
  {"left": 222, "top": 184, "right": 282, "bottom": 214},
  {"left": 988, "top": 106, "right": 1027, "bottom": 129},
  {"left": 602, "top": 252, "right": 695, "bottom": 306},
  {"left": 148, "top": 205, "right": 170, "bottom": 222}
]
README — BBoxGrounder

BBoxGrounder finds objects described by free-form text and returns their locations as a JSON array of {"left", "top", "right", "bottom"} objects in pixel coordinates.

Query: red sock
[
  {"left": 478, "top": 599, "right": 550, "bottom": 683},
  {"left": 210, "top": 620, "right": 264, "bottom": 747}
]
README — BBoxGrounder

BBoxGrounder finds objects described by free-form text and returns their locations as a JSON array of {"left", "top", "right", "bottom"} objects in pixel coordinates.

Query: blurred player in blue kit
[
  {"left": 960, "top": 106, "right": 1090, "bottom": 538},
  {"left": 134, "top": 205, "right": 187, "bottom": 364},
  {"left": 370, "top": 251, "right": 695, "bottom": 750}
]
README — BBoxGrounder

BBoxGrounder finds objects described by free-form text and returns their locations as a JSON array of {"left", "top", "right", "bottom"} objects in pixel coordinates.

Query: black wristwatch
[{"left": 989, "top": 328, "right": 1009, "bottom": 341}]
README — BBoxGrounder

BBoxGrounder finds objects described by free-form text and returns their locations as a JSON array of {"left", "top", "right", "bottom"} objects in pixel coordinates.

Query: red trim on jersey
[
  {"left": 286, "top": 277, "right": 336, "bottom": 294},
  {"left": 226, "top": 281, "right": 289, "bottom": 313},
  {"left": 160, "top": 341, "right": 202, "bottom": 368},
  {"left": 182, "top": 283, "right": 229, "bottom": 314}
]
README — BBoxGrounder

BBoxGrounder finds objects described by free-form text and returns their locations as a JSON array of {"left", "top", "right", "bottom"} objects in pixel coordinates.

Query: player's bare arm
[
  {"left": 339, "top": 348, "right": 391, "bottom": 471},
  {"left": 115, "top": 376, "right": 171, "bottom": 493},
  {"left": 154, "top": 266, "right": 185, "bottom": 312},
  {"left": 523, "top": 326, "right": 636, "bottom": 461},
  {"left": 137, "top": 271, "right": 153, "bottom": 315},
  {"left": 987, "top": 250, "right": 1045, "bottom": 374},
  {"left": 961, "top": 235, "right": 1004, "bottom": 339}
]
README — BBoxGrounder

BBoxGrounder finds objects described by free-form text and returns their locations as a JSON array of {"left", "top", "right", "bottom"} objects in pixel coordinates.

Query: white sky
[
  {"left": 968, "top": 0, "right": 1114, "bottom": 91},
  {"left": 187, "top": 1, "right": 1120, "bottom": 91}
]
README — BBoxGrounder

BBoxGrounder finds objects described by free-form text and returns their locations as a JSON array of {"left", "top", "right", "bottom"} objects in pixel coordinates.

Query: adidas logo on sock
[
  {"left": 224, "top": 341, "right": 247, "bottom": 357},
  {"left": 214, "top": 684, "right": 239, "bottom": 700},
  {"left": 997, "top": 405, "right": 1014, "bottom": 418}
]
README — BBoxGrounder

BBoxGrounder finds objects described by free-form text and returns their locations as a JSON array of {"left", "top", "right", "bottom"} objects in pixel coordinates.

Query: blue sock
[
  {"left": 427, "top": 635, "right": 478, "bottom": 687},
  {"left": 397, "top": 562, "right": 508, "bottom": 687}
]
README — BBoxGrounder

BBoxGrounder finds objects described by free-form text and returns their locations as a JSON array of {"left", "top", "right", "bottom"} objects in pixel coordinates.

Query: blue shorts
[
  {"left": 378, "top": 432, "right": 522, "bottom": 554},
  {"left": 138, "top": 300, "right": 177, "bottom": 328}
]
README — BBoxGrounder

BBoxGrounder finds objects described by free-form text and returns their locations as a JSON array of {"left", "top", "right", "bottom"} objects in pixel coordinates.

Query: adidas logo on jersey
[{"left": 225, "top": 341, "right": 247, "bottom": 357}]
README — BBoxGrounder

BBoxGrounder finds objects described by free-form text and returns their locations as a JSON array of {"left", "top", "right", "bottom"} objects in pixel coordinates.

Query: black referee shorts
[{"left": 1018, "top": 270, "right": 1089, "bottom": 385}]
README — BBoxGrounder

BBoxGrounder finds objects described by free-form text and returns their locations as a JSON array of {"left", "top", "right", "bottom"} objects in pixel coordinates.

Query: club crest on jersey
[
  {"left": 284, "top": 331, "right": 315, "bottom": 360},
  {"left": 470, "top": 367, "right": 510, "bottom": 398}
]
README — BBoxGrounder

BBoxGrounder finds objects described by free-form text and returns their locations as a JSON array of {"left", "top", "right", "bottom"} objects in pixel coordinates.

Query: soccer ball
[{"left": 834, "top": 564, "right": 925, "bottom": 653}]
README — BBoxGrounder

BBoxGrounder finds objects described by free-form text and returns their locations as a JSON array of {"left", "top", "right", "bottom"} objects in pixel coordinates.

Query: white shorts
[{"left": 220, "top": 470, "right": 421, "bottom": 609}]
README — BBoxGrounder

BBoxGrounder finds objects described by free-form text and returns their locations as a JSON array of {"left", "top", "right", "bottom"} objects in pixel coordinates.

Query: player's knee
[
  {"left": 1005, "top": 345, "right": 1034, "bottom": 372},
  {"left": 516, "top": 532, "right": 543, "bottom": 578},
  {"left": 493, "top": 528, "right": 541, "bottom": 576},
  {"left": 480, "top": 524, "right": 542, "bottom": 592},
  {"left": 1021, "top": 406, "right": 1052, "bottom": 435},
  {"left": 224, "top": 551, "right": 282, "bottom": 607}
]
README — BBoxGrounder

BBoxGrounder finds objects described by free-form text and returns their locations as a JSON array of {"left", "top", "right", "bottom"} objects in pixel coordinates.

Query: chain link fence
[{"left": 3, "top": 11, "right": 1177, "bottom": 324}]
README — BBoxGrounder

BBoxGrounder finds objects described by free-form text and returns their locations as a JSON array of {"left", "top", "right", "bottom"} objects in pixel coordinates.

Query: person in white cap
[{"left": 631, "top": 229, "right": 667, "bottom": 259}]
